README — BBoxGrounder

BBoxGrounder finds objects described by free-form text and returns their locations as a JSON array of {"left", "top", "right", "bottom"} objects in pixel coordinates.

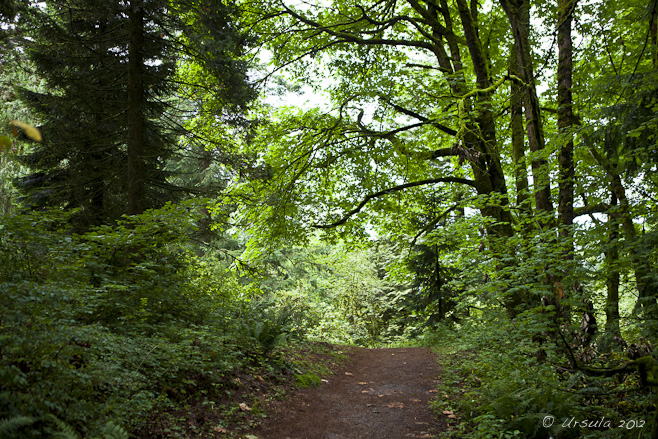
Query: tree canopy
[{"left": 1, "top": 0, "right": 658, "bottom": 437}]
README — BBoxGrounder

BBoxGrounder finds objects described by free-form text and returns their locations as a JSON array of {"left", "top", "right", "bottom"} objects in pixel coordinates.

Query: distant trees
[{"left": 12, "top": 0, "right": 255, "bottom": 228}]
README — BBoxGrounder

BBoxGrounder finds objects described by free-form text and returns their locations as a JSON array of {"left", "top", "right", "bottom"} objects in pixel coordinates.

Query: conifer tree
[{"left": 15, "top": 0, "right": 255, "bottom": 227}]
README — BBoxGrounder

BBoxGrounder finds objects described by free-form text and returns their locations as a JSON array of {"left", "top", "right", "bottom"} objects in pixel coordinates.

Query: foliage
[
  {"left": 433, "top": 314, "right": 657, "bottom": 439},
  {"left": 0, "top": 203, "right": 298, "bottom": 438},
  {"left": 1, "top": 0, "right": 658, "bottom": 436},
  {"left": 11, "top": 0, "right": 255, "bottom": 227}
]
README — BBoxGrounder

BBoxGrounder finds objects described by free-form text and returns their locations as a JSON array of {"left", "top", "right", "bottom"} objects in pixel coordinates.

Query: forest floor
[{"left": 247, "top": 346, "right": 448, "bottom": 439}]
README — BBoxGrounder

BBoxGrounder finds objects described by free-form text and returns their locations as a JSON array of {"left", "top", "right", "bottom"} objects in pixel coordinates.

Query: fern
[
  {"left": 0, "top": 416, "right": 37, "bottom": 439},
  {"left": 96, "top": 421, "right": 129, "bottom": 439},
  {"left": 48, "top": 415, "right": 79, "bottom": 439}
]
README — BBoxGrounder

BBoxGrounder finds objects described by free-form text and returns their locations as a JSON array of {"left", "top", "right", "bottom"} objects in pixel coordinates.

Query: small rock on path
[{"left": 252, "top": 347, "right": 443, "bottom": 439}]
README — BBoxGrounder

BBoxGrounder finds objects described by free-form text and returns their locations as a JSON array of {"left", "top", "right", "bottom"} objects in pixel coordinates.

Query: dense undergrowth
[
  {"left": 427, "top": 315, "right": 656, "bottom": 439},
  {"left": 0, "top": 204, "right": 347, "bottom": 439},
  {"left": 2, "top": 203, "right": 658, "bottom": 439}
]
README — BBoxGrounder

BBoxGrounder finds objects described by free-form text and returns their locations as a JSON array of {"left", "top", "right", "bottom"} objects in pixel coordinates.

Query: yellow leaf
[
  {"left": 9, "top": 120, "right": 42, "bottom": 142},
  {"left": 0, "top": 135, "right": 11, "bottom": 151}
]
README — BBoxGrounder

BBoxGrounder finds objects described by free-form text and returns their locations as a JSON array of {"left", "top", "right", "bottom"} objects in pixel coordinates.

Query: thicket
[{"left": 0, "top": 202, "right": 316, "bottom": 438}]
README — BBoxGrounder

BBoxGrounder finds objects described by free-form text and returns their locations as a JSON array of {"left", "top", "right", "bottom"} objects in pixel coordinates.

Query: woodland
[{"left": 0, "top": 0, "right": 657, "bottom": 438}]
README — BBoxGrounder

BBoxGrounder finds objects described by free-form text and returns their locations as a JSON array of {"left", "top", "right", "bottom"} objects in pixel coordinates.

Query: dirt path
[{"left": 252, "top": 347, "right": 444, "bottom": 439}]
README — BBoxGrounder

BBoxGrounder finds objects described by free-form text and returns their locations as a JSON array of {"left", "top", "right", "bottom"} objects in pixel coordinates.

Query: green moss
[{"left": 294, "top": 372, "right": 322, "bottom": 388}]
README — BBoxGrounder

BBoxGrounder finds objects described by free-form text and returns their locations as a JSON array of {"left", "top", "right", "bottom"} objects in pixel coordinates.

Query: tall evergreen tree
[{"left": 15, "top": 0, "right": 255, "bottom": 227}]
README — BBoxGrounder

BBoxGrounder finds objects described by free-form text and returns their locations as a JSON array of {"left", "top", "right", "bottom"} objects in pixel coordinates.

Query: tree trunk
[
  {"left": 127, "top": 0, "right": 146, "bottom": 215},
  {"left": 555, "top": 0, "right": 577, "bottom": 323},
  {"left": 557, "top": 0, "right": 576, "bottom": 234},
  {"left": 509, "top": 47, "right": 530, "bottom": 210},
  {"left": 589, "top": 143, "right": 656, "bottom": 310},
  {"left": 456, "top": 0, "right": 514, "bottom": 238},
  {"left": 500, "top": 0, "right": 552, "bottom": 213},
  {"left": 609, "top": 172, "right": 655, "bottom": 310},
  {"left": 649, "top": 0, "right": 658, "bottom": 69},
  {"left": 605, "top": 191, "right": 621, "bottom": 337},
  {"left": 198, "top": 147, "right": 213, "bottom": 251}
]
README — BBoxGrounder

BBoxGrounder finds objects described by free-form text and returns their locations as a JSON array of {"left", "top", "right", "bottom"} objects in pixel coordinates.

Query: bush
[
  {"left": 431, "top": 310, "right": 656, "bottom": 439},
  {"left": 0, "top": 205, "right": 260, "bottom": 437}
]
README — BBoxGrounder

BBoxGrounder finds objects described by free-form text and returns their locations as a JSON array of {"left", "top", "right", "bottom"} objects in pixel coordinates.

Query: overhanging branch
[
  {"left": 380, "top": 98, "right": 458, "bottom": 136},
  {"left": 573, "top": 203, "right": 609, "bottom": 218},
  {"left": 312, "top": 177, "right": 476, "bottom": 229}
]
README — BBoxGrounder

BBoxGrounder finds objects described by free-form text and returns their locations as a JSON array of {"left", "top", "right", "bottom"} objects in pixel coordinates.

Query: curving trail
[{"left": 251, "top": 347, "right": 444, "bottom": 439}]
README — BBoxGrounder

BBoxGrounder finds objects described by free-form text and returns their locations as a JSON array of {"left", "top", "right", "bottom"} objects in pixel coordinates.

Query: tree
[
  {"left": 238, "top": 0, "right": 658, "bottom": 326},
  {"left": 13, "top": 0, "right": 255, "bottom": 227}
]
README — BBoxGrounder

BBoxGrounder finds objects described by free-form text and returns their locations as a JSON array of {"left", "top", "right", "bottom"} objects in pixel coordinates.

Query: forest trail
[{"left": 250, "top": 347, "right": 445, "bottom": 439}]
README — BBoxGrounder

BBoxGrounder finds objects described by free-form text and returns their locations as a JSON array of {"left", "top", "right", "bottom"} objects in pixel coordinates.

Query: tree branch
[
  {"left": 429, "top": 146, "right": 460, "bottom": 159},
  {"left": 380, "top": 98, "right": 458, "bottom": 136},
  {"left": 279, "top": 3, "right": 443, "bottom": 57},
  {"left": 312, "top": 177, "right": 476, "bottom": 229},
  {"left": 573, "top": 203, "right": 609, "bottom": 218}
]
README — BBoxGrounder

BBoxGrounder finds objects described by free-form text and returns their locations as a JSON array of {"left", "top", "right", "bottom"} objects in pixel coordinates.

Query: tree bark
[
  {"left": 127, "top": 0, "right": 146, "bottom": 215},
  {"left": 456, "top": 0, "right": 514, "bottom": 238},
  {"left": 605, "top": 190, "right": 621, "bottom": 337},
  {"left": 500, "top": 0, "right": 552, "bottom": 213},
  {"left": 589, "top": 144, "right": 656, "bottom": 310},
  {"left": 651, "top": 0, "right": 658, "bottom": 69},
  {"left": 509, "top": 47, "right": 530, "bottom": 210},
  {"left": 557, "top": 0, "right": 576, "bottom": 234}
]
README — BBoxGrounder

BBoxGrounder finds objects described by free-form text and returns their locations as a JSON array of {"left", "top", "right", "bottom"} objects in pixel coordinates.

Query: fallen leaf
[
  {"left": 386, "top": 402, "right": 405, "bottom": 408},
  {"left": 361, "top": 390, "right": 369, "bottom": 393},
  {"left": 448, "top": 414, "right": 457, "bottom": 419},
  {"left": 442, "top": 410, "right": 453, "bottom": 415},
  {"left": 410, "top": 398, "right": 421, "bottom": 403},
  {"left": 239, "top": 403, "right": 251, "bottom": 411},
  {"left": 345, "top": 372, "right": 353, "bottom": 376},
  {"left": 358, "top": 382, "right": 368, "bottom": 385},
  {"left": 429, "top": 390, "right": 438, "bottom": 393},
  {"left": 366, "top": 403, "right": 376, "bottom": 407},
  {"left": 321, "top": 379, "right": 329, "bottom": 383},
  {"left": 256, "top": 375, "right": 264, "bottom": 381},
  {"left": 213, "top": 426, "right": 227, "bottom": 433}
]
